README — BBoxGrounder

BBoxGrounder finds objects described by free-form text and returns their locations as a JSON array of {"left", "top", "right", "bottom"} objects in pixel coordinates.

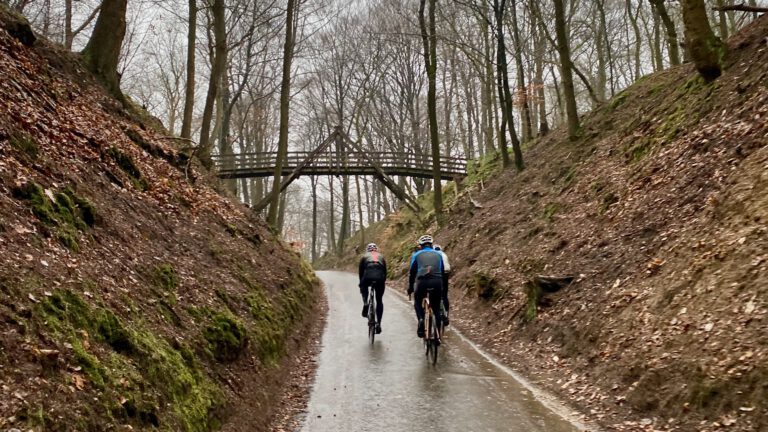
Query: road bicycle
[
  {"left": 422, "top": 291, "right": 441, "bottom": 365},
  {"left": 367, "top": 286, "right": 377, "bottom": 345}
]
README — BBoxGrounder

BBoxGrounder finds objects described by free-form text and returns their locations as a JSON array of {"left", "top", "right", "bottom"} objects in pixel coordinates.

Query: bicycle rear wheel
[
  {"left": 424, "top": 310, "right": 432, "bottom": 358},
  {"left": 429, "top": 313, "right": 439, "bottom": 365},
  {"left": 368, "top": 294, "right": 376, "bottom": 345}
]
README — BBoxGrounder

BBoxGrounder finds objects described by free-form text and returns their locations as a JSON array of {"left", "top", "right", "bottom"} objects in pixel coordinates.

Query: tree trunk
[
  {"left": 715, "top": 0, "right": 728, "bottom": 39},
  {"left": 553, "top": 0, "right": 580, "bottom": 139},
  {"left": 218, "top": 70, "right": 237, "bottom": 194},
  {"left": 626, "top": 0, "right": 643, "bottom": 79},
  {"left": 82, "top": 0, "right": 127, "bottom": 99},
  {"left": 681, "top": 0, "right": 724, "bottom": 81},
  {"left": 267, "top": 0, "right": 297, "bottom": 227},
  {"left": 311, "top": 176, "right": 318, "bottom": 262},
  {"left": 650, "top": 2, "right": 664, "bottom": 71},
  {"left": 594, "top": 0, "right": 610, "bottom": 101},
  {"left": 65, "top": 0, "right": 73, "bottom": 49},
  {"left": 181, "top": 0, "right": 197, "bottom": 140},
  {"left": 363, "top": 177, "right": 377, "bottom": 226},
  {"left": 419, "top": 0, "right": 443, "bottom": 217},
  {"left": 328, "top": 175, "right": 337, "bottom": 253},
  {"left": 494, "top": 0, "right": 523, "bottom": 170},
  {"left": 197, "top": 0, "right": 226, "bottom": 167},
  {"left": 650, "top": 0, "right": 682, "bottom": 66},
  {"left": 481, "top": 13, "right": 495, "bottom": 156},
  {"left": 239, "top": 178, "right": 250, "bottom": 206},
  {"left": 355, "top": 175, "right": 365, "bottom": 247},
  {"left": 277, "top": 190, "right": 287, "bottom": 232},
  {"left": 531, "top": 0, "right": 549, "bottom": 136},
  {"left": 510, "top": 0, "right": 533, "bottom": 143}
]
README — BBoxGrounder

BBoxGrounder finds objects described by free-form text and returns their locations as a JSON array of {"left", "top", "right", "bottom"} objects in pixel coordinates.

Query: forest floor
[
  {"left": 0, "top": 6, "right": 322, "bottom": 431},
  {"left": 319, "top": 15, "right": 768, "bottom": 432}
]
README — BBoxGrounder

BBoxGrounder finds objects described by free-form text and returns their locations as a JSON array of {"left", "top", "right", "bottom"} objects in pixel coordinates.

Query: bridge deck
[{"left": 212, "top": 151, "right": 467, "bottom": 180}]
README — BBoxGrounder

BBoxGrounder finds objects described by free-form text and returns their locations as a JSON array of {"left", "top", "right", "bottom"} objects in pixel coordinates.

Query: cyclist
[
  {"left": 407, "top": 235, "right": 444, "bottom": 338},
  {"left": 434, "top": 244, "right": 451, "bottom": 326},
  {"left": 359, "top": 243, "right": 387, "bottom": 334}
]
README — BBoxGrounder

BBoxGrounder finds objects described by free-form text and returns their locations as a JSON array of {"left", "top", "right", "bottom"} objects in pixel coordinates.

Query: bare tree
[
  {"left": 552, "top": 0, "right": 579, "bottom": 138},
  {"left": 681, "top": 0, "right": 725, "bottom": 81},
  {"left": 181, "top": 0, "right": 197, "bottom": 140},
  {"left": 419, "top": 0, "right": 443, "bottom": 216},
  {"left": 198, "top": 0, "right": 227, "bottom": 166},
  {"left": 267, "top": 0, "right": 297, "bottom": 227},
  {"left": 82, "top": 0, "right": 127, "bottom": 98}
]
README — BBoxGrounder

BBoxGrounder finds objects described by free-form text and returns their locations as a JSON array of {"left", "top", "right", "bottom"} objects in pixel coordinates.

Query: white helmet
[
  {"left": 417, "top": 235, "right": 433, "bottom": 246},
  {"left": 366, "top": 243, "right": 378, "bottom": 252},
  {"left": 434, "top": 244, "right": 442, "bottom": 251}
]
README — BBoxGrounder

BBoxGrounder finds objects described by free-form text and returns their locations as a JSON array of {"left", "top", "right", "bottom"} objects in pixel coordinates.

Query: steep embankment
[
  {"left": 328, "top": 17, "right": 768, "bottom": 432},
  {"left": 0, "top": 9, "right": 319, "bottom": 432}
]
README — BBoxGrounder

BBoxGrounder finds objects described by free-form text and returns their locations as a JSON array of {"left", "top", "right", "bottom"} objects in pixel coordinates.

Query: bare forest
[{"left": 9, "top": 0, "right": 766, "bottom": 260}]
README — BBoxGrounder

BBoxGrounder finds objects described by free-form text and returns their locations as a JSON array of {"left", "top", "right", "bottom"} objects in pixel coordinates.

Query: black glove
[{"left": 407, "top": 286, "right": 414, "bottom": 295}]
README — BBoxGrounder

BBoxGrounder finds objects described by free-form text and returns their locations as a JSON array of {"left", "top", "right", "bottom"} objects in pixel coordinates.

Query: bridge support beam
[
  {"left": 249, "top": 127, "right": 422, "bottom": 214},
  {"left": 335, "top": 129, "right": 421, "bottom": 213},
  {"left": 251, "top": 132, "right": 337, "bottom": 213}
]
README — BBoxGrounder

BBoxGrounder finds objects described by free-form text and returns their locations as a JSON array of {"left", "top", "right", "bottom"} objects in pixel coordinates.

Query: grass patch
[
  {"left": 465, "top": 152, "right": 502, "bottom": 187},
  {"left": 107, "top": 146, "right": 149, "bottom": 191},
  {"left": 608, "top": 90, "right": 629, "bottom": 111},
  {"left": 225, "top": 224, "right": 239, "bottom": 237},
  {"left": 524, "top": 281, "right": 542, "bottom": 322},
  {"left": 624, "top": 138, "right": 653, "bottom": 163},
  {"left": 472, "top": 270, "right": 498, "bottom": 300},
  {"left": 9, "top": 131, "right": 39, "bottom": 158},
  {"left": 11, "top": 181, "right": 96, "bottom": 251},
  {"left": 35, "top": 289, "right": 223, "bottom": 430},
  {"left": 12, "top": 181, "right": 57, "bottom": 225},
  {"left": 599, "top": 192, "right": 620, "bottom": 214},
  {"left": 154, "top": 264, "right": 179, "bottom": 291},
  {"left": 245, "top": 290, "right": 283, "bottom": 362},
  {"left": 542, "top": 203, "right": 560, "bottom": 222},
  {"left": 203, "top": 312, "right": 247, "bottom": 362}
]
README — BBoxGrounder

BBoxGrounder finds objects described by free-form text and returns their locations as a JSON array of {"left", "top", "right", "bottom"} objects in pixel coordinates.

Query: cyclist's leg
[
  {"left": 360, "top": 278, "right": 369, "bottom": 303},
  {"left": 374, "top": 280, "right": 385, "bottom": 324},
  {"left": 442, "top": 274, "right": 450, "bottom": 312},
  {"left": 360, "top": 278, "right": 371, "bottom": 317},
  {"left": 414, "top": 283, "right": 426, "bottom": 336}
]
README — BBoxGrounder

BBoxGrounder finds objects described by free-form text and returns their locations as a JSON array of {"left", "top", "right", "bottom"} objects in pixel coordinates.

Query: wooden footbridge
[
  {"left": 212, "top": 151, "right": 466, "bottom": 180},
  {"left": 211, "top": 127, "right": 468, "bottom": 212}
]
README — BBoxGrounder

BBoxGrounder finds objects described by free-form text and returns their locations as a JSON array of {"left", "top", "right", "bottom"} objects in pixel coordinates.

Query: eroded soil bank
[{"left": 0, "top": 7, "right": 323, "bottom": 431}]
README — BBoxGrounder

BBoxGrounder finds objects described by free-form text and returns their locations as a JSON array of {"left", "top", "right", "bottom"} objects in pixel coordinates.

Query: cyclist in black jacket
[{"left": 359, "top": 243, "right": 387, "bottom": 334}]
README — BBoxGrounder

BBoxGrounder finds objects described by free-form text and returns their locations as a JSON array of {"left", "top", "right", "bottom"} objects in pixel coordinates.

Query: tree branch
[
  {"left": 713, "top": 3, "right": 768, "bottom": 12},
  {"left": 72, "top": 5, "right": 102, "bottom": 38}
]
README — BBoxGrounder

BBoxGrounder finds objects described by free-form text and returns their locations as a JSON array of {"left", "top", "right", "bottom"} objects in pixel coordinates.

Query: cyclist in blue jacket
[{"left": 407, "top": 235, "right": 444, "bottom": 338}]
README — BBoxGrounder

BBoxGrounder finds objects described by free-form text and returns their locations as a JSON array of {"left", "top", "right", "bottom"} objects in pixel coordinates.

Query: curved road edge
[{"left": 386, "top": 282, "right": 603, "bottom": 432}]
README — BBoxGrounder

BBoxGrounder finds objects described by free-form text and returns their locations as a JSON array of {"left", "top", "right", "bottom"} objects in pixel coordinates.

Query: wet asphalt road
[{"left": 299, "top": 271, "right": 585, "bottom": 432}]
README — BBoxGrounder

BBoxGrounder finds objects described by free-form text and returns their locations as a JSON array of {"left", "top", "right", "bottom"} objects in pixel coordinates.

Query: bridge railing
[{"left": 212, "top": 151, "right": 468, "bottom": 175}]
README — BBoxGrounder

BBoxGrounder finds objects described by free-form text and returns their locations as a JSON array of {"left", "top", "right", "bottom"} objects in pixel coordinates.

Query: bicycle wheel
[
  {"left": 429, "top": 313, "right": 439, "bottom": 365},
  {"left": 424, "top": 315, "right": 431, "bottom": 358},
  {"left": 368, "top": 293, "right": 376, "bottom": 344}
]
